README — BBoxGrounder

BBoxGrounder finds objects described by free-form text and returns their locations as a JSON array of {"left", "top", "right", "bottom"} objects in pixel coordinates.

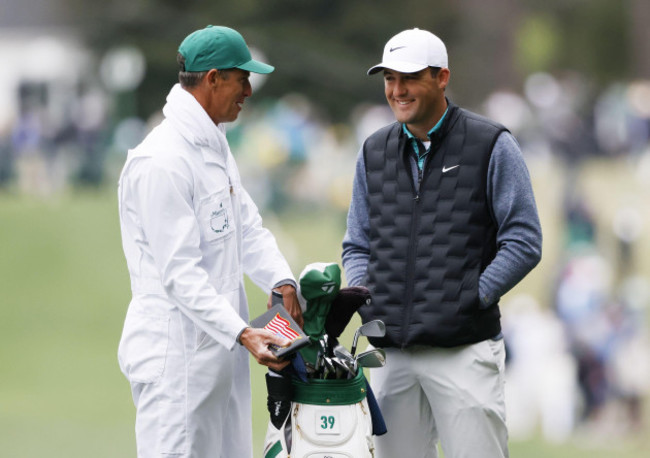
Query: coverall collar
[{"left": 163, "top": 84, "right": 229, "bottom": 167}]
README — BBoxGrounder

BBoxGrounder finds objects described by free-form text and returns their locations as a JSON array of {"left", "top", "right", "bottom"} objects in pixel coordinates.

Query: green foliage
[
  {"left": 59, "top": 0, "right": 645, "bottom": 121},
  {"left": 561, "top": 0, "right": 629, "bottom": 82},
  {"left": 517, "top": 14, "right": 561, "bottom": 74}
]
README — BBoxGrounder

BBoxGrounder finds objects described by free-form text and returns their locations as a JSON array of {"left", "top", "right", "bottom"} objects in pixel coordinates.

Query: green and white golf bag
[
  {"left": 263, "top": 262, "right": 381, "bottom": 457},
  {"left": 263, "top": 371, "right": 375, "bottom": 458}
]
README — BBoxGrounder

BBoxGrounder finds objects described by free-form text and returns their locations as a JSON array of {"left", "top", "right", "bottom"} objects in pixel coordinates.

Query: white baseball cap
[{"left": 367, "top": 28, "right": 448, "bottom": 75}]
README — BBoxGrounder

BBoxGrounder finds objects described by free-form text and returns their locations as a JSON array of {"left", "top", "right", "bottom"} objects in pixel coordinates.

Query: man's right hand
[{"left": 239, "top": 327, "right": 290, "bottom": 372}]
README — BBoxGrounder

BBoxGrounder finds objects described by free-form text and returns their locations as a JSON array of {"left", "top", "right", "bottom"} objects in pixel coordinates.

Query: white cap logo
[{"left": 368, "top": 28, "right": 448, "bottom": 75}]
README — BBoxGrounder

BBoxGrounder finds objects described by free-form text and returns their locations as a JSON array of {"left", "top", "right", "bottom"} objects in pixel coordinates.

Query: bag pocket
[{"left": 291, "top": 401, "right": 373, "bottom": 456}]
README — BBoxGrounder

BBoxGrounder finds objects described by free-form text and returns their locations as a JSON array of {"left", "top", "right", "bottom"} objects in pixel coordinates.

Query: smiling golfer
[{"left": 342, "top": 28, "right": 543, "bottom": 457}]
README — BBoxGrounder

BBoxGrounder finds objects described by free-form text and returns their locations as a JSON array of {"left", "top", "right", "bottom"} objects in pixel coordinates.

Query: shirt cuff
[
  {"left": 273, "top": 279, "right": 297, "bottom": 290},
  {"left": 236, "top": 326, "right": 250, "bottom": 346},
  {"left": 478, "top": 279, "right": 497, "bottom": 309}
]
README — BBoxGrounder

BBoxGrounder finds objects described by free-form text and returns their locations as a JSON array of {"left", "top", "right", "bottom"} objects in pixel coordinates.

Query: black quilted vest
[{"left": 361, "top": 102, "right": 507, "bottom": 348}]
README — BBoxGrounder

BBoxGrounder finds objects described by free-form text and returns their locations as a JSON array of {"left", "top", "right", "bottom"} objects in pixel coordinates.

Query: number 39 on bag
[{"left": 316, "top": 410, "right": 341, "bottom": 435}]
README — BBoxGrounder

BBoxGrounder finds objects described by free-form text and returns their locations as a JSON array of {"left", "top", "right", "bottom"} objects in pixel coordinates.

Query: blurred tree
[
  {"left": 628, "top": 0, "right": 650, "bottom": 78},
  {"left": 448, "top": 0, "right": 523, "bottom": 105},
  {"left": 516, "top": 13, "right": 561, "bottom": 75},
  {"left": 60, "top": 0, "right": 647, "bottom": 121},
  {"left": 60, "top": 0, "right": 462, "bottom": 119},
  {"left": 519, "top": 0, "right": 629, "bottom": 82}
]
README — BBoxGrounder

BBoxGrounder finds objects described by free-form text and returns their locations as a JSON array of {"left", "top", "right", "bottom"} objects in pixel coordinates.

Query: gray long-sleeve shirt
[{"left": 342, "top": 130, "right": 542, "bottom": 308}]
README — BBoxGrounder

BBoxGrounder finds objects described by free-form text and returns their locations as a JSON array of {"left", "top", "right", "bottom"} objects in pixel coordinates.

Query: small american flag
[{"left": 264, "top": 313, "right": 301, "bottom": 341}]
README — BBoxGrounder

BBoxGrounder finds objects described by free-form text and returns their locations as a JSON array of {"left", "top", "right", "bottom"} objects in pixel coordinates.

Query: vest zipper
[
  {"left": 402, "top": 162, "right": 422, "bottom": 348},
  {"left": 414, "top": 167, "right": 423, "bottom": 202}
]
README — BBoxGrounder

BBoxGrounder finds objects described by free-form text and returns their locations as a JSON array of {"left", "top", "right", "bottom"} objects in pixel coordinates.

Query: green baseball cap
[{"left": 178, "top": 25, "right": 274, "bottom": 74}]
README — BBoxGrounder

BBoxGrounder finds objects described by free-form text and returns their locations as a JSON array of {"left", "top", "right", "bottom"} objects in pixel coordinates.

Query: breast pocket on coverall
[{"left": 200, "top": 185, "right": 234, "bottom": 239}]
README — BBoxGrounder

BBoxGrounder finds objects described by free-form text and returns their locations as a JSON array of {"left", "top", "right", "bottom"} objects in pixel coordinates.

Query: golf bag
[
  {"left": 262, "top": 262, "right": 384, "bottom": 457},
  {"left": 263, "top": 370, "right": 375, "bottom": 458}
]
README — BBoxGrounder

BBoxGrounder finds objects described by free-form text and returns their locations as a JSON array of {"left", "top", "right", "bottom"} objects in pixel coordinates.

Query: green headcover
[{"left": 298, "top": 262, "right": 341, "bottom": 365}]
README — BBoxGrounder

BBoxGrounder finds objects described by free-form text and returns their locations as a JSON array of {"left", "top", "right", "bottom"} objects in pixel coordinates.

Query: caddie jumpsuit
[{"left": 117, "top": 84, "right": 295, "bottom": 458}]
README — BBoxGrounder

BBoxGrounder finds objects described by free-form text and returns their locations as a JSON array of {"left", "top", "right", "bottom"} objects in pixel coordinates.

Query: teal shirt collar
[
  {"left": 403, "top": 107, "right": 449, "bottom": 169},
  {"left": 402, "top": 107, "right": 448, "bottom": 140}
]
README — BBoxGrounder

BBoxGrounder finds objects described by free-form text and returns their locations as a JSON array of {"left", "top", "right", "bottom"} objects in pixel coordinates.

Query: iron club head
[
  {"left": 333, "top": 344, "right": 355, "bottom": 374},
  {"left": 351, "top": 320, "right": 386, "bottom": 356},
  {"left": 353, "top": 348, "right": 386, "bottom": 373}
]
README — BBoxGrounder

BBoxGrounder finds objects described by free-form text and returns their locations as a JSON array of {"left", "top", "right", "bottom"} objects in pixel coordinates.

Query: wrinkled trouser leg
[{"left": 370, "top": 340, "right": 509, "bottom": 458}]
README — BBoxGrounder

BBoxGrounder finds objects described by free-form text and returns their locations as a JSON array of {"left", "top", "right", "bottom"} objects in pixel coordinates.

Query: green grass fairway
[{"left": 1, "top": 180, "right": 649, "bottom": 457}]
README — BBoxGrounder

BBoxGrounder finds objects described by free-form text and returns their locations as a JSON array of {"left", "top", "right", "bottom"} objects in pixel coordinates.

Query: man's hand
[
  {"left": 239, "top": 327, "right": 290, "bottom": 372},
  {"left": 267, "top": 284, "right": 304, "bottom": 329}
]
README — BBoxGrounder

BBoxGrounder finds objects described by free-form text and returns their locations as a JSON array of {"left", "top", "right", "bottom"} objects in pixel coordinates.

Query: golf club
[
  {"left": 333, "top": 344, "right": 355, "bottom": 368},
  {"left": 353, "top": 348, "right": 386, "bottom": 373},
  {"left": 331, "top": 357, "right": 351, "bottom": 379},
  {"left": 351, "top": 320, "right": 386, "bottom": 356},
  {"left": 333, "top": 344, "right": 356, "bottom": 377}
]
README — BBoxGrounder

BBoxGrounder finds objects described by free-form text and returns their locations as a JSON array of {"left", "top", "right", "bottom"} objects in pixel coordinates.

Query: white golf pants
[{"left": 369, "top": 339, "right": 508, "bottom": 458}]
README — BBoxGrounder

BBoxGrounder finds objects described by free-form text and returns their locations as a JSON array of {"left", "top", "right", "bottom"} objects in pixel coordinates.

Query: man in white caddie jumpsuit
[{"left": 117, "top": 25, "right": 303, "bottom": 458}]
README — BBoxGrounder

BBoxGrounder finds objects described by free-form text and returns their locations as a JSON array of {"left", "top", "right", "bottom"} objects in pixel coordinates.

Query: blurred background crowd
[{"left": 2, "top": 0, "right": 650, "bottom": 455}]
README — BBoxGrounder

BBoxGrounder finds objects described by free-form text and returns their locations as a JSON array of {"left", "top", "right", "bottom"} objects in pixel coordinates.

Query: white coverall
[{"left": 117, "top": 84, "right": 295, "bottom": 458}]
